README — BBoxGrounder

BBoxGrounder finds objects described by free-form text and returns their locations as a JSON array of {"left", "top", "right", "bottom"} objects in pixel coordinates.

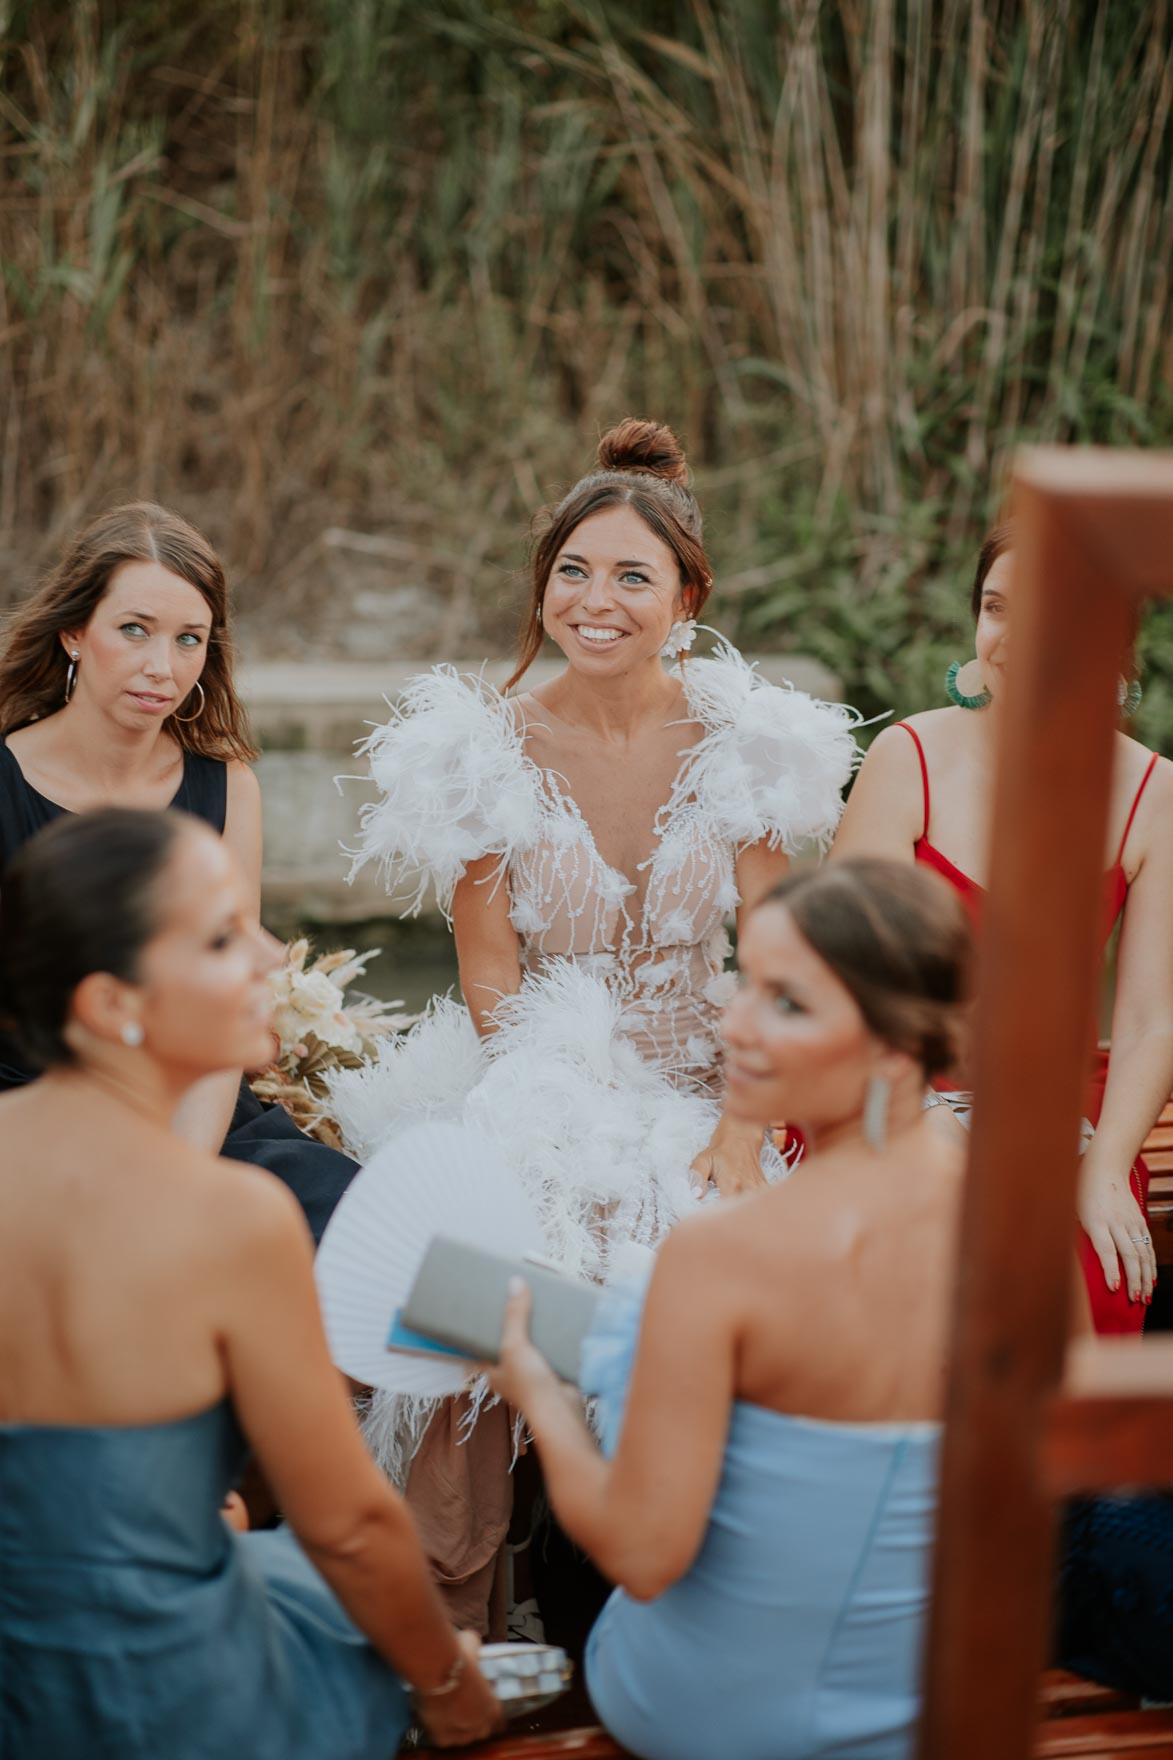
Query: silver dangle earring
[
  {"left": 863, "top": 1074, "right": 890, "bottom": 1152},
  {"left": 64, "top": 650, "right": 80, "bottom": 704}
]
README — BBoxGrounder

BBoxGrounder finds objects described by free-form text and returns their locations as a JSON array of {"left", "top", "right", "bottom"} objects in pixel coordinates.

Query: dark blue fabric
[
  {"left": 0, "top": 1400, "right": 409, "bottom": 1758},
  {"left": 1057, "top": 1495, "right": 1173, "bottom": 1700}
]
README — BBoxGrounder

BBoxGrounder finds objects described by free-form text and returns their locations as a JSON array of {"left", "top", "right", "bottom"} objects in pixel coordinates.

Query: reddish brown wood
[
  {"left": 415, "top": 1709, "right": 1173, "bottom": 1760},
  {"left": 1035, "top": 1709, "right": 1173, "bottom": 1754},
  {"left": 918, "top": 450, "right": 1173, "bottom": 1760},
  {"left": 1039, "top": 1672, "right": 1135, "bottom": 1718},
  {"left": 415, "top": 1731, "right": 627, "bottom": 1759},
  {"left": 1044, "top": 1394, "right": 1173, "bottom": 1492}
]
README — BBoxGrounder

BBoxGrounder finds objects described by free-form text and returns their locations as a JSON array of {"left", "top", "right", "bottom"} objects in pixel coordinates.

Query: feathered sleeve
[
  {"left": 578, "top": 1275, "right": 650, "bottom": 1460},
  {"left": 347, "top": 667, "right": 544, "bottom": 919},
  {"left": 675, "top": 639, "right": 861, "bottom": 854}
]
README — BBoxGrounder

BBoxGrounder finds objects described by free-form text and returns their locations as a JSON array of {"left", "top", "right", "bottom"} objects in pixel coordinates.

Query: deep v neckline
[{"left": 516, "top": 691, "right": 705, "bottom": 915}]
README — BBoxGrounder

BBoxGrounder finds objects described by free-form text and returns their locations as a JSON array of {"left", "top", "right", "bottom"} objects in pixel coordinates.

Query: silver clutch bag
[{"left": 401, "top": 1236, "right": 600, "bottom": 1385}]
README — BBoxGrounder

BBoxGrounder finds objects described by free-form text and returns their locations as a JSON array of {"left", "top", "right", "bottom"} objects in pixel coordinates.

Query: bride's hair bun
[
  {"left": 505, "top": 414, "right": 710, "bottom": 690},
  {"left": 596, "top": 418, "right": 690, "bottom": 486}
]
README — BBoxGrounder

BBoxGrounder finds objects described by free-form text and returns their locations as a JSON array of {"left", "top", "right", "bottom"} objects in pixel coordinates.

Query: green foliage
[{"left": 0, "top": 0, "right": 1170, "bottom": 737}]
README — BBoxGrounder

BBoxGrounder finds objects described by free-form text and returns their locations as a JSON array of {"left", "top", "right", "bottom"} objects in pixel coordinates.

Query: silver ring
[{"left": 1131, "top": 1233, "right": 1151, "bottom": 1246}]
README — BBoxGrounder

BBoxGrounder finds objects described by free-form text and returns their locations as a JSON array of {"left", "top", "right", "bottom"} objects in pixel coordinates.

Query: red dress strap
[
  {"left": 896, "top": 722, "right": 931, "bottom": 841},
  {"left": 1115, "top": 751, "right": 1159, "bottom": 866}
]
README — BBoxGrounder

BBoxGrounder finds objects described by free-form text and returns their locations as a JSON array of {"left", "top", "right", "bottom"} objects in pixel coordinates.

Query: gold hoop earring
[{"left": 173, "top": 680, "right": 206, "bottom": 723}]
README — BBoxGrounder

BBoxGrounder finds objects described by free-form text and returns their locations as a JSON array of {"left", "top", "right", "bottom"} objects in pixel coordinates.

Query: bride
[{"left": 329, "top": 419, "right": 859, "bottom": 1619}]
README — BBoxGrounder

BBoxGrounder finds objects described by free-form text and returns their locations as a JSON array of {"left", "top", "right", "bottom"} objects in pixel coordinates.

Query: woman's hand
[
  {"left": 1078, "top": 1163, "right": 1156, "bottom": 1305},
  {"left": 689, "top": 1116, "right": 768, "bottom": 1199},
  {"left": 485, "top": 1279, "right": 565, "bottom": 1410},
  {"left": 415, "top": 1630, "right": 503, "bottom": 1749}
]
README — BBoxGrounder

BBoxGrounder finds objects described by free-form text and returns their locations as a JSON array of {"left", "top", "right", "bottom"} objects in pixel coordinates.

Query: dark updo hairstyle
[
  {"left": 759, "top": 858, "right": 972, "bottom": 1079},
  {"left": 0, "top": 501, "right": 258, "bottom": 762},
  {"left": 0, "top": 808, "right": 187, "bottom": 1069},
  {"left": 506, "top": 419, "right": 714, "bottom": 690},
  {"left": 970, "top": 522, "right": 1013, "bottom": 619}
]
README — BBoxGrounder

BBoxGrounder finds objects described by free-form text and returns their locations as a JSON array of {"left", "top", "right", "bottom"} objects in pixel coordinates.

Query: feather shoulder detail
[
  {"left": 346, "top": 667, "right": 544, "bottom": 918},
  {"left": 673, "top": 639, "right": 861, "bottom": 854}
]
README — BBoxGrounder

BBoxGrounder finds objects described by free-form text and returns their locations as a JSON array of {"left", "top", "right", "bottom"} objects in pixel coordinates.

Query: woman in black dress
[{"left": 0, "top": 501, "right": 356, "bottom": 1242}]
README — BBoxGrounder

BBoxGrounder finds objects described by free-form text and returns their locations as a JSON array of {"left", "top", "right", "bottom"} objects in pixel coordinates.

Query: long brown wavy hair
[
  {"left": 0, "top": 503, "right": 257, "bottom": 761},
  {"left": 505, "top": 418, "right": 714, "bottom": 691}
]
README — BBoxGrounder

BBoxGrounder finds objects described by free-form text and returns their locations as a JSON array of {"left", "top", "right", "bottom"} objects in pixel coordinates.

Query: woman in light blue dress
[
  {"left": 0, "top": 808, "right": 500, "bottom": 1757},
  {"left": 490, "top": 858, "right": 972, "bottom": 1760}
]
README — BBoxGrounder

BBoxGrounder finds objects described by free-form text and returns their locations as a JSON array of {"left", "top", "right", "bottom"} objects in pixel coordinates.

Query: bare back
[
  {"left": 0, "top": 1078, "right": 287, "bottom": 1426},
  {"left": 716, "top": 1120, "right": 963, "bottom": 1423}
]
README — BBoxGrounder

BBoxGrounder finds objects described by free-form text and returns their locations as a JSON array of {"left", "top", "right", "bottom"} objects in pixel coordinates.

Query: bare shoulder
[
  {"left": 894, "top": 705, "right": 961, "bottom": 750},
  {"left": 664, "top": 1181, "right": 824, "bottom": 1280},
  {"left": 1119, "top": 740, "right": 1173, "bottom": 860},
  {"left": 4, "top": 721, "right": 40, "bottom": 760},
  {"left": 224, "top": 760, "right": 261, "bottom": 812},
  {"left": 181, "top": 1145, "right": 312, "bottom": 1274}
]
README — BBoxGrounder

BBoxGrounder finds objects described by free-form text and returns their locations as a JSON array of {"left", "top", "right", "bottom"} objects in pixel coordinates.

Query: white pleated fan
[{"left": 314, "top": 1119, "right": 545, "bottom": 1394}]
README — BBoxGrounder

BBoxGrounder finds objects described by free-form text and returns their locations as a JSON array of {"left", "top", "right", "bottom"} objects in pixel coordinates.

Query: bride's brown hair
[
  {"left": 0, "top": 502, "right": 258, "bottom": 762},
  {"left": 506, "top": 419, "right": 714, "bottom": 690}
]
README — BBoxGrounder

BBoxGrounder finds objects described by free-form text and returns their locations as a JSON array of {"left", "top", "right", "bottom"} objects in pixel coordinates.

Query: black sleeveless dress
[{"left": 0, "top": 739, "right": 357, "bottom": 1244}]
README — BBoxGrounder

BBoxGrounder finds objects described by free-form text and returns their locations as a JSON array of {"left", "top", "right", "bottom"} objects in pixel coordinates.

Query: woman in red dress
[{"left": 833, "top": 524, "right": 1173, "bottom": 1331}]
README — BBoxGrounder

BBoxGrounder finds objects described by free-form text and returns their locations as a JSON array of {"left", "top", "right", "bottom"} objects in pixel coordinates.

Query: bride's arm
[
  {"left": 691, "top": 837, "right": 790, "bottom": 1195},
  {"left": 489, "top": 1222, "right": 737, "bottom": 1600},
  {"left": 452, "top": 853, "right": 522, "bottom": 1038}
]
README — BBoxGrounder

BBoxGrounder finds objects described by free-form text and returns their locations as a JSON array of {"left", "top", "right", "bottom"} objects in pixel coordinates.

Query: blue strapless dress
[
  {"left": 580, "top": 1282, "right": 940, "bottom": 1760},
  {"left": 0, "top": 1399, "right": 409, "bottom": 1759}
]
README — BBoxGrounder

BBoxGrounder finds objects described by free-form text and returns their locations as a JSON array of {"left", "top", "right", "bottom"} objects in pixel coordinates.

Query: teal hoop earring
[
  {"left": 945, "top": 660, "right": 991, "bottom": 711},
  {"left": 1119, "top": 678, "right": 1143, "bottom": 717}
]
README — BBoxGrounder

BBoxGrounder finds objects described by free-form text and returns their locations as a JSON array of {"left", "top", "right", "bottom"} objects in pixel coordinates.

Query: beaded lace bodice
[
  {"left": 351, "top": 642, "right": 859, "bottom": 1090},
  {"left": 502, "top": 696, "right": 739, "bottom": 1084}
]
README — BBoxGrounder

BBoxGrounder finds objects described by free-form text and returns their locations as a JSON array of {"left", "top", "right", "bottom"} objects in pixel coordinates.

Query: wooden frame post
[{"left": 918, "top": 449, "right": 1173, "bottom": 1760}]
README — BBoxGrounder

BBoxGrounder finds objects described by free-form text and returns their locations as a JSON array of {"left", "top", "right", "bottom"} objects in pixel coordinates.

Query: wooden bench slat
[
  {"left": 1035, "top": 1708, "right": 1173, "bottom": 1754},
  {"left": 1041, "top": 1672, "right": 1136, "bottom": 1717},
  {"left": 415, "top": 1732, "right": 626, "bottom": 1759}
]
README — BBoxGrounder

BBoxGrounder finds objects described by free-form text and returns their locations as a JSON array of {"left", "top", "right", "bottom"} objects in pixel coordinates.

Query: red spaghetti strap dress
[{"left": 898, "top": 720, "right": 1158, "bottom": 1336}]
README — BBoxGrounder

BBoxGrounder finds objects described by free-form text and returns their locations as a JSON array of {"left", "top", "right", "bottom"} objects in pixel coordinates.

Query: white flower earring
[{"left": 660, "top": 618, "right": 697, "bottom": 659}]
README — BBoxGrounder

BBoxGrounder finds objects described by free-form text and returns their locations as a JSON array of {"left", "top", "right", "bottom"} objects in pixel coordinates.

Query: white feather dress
[{"left": 330, "top": 641, "right": 860, "bottom": 1474}]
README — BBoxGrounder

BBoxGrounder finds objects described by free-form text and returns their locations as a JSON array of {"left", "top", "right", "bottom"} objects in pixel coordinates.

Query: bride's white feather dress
[{"left": 328, "top": 641, "right": 858, "bottom": 1472}]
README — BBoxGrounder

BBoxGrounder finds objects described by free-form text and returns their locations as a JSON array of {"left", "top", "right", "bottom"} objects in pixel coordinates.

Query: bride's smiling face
[{"left": 541, "top": 505, "right": 685, "bottom": 676}]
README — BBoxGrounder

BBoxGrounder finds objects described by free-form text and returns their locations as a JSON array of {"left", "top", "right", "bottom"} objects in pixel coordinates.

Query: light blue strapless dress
[
  {"left": 0, "top": 1399, "right": 409, "bottom": 1759},
  {"left": 581, "top": 1283, "right": 940, "bottom": 1760}
]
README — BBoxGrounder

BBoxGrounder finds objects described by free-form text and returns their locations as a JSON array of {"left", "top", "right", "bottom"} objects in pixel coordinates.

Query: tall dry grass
[{"left": 0, "top": 0, "right": 1170, "bottom": 721}]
